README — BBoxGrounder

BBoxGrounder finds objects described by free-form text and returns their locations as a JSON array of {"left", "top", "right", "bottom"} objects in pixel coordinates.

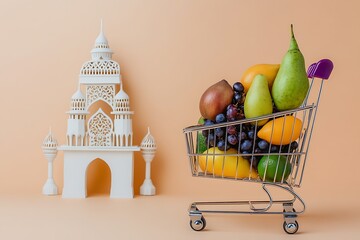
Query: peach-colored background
[{"left": 0, "top": 0, "right": 359, "bottom": 239}]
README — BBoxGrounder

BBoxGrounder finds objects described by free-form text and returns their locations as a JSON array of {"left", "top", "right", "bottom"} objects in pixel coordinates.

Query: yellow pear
[{"left": 244, "top": 74, "right": 273, "bottom": 126}]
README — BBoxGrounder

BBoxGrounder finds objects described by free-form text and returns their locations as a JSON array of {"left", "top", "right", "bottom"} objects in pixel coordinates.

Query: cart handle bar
[{"left": 307, "top": 59, "right": 333, "bottom": 80}]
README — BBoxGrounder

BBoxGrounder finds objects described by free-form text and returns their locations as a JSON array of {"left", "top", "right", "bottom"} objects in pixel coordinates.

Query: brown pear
[{"left": 199, "top": 79, "right": 234, "bottom": 121}]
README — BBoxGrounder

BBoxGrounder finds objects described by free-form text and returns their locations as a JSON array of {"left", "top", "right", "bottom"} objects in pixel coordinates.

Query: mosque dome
[
  {"left": 71, "top": 89, "right": 85, "bottom": 100},
  {"left": 141, "top": 128, "right": 156, "bottom": 150},
  {"left": 42, "top": 129, "right": 58, "bottom": 148}
]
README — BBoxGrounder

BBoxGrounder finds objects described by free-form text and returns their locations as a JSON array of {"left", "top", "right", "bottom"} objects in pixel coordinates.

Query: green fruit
[
  {"left": 196, "top": 133, "right": 207, "bottom": 154},
  {"left": 198, "top": 117, "right": 205, "bottom": 125},
  {"left": 196, "top": 117, "right": 207, "bottom": 154},
  {"left": 244, "top": 74, "right": 273, "bottom": 126},
  {"left": 257, "top": 155, "right": 291, "bottom": 182},
  {"left": 271, "top": 25, "right": 309, "bottom": 111}
]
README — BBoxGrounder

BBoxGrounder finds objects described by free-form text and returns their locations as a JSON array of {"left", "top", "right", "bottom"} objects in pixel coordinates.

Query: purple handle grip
[{"left": 307, "top": 59, "right": 334, "bottom": 80}]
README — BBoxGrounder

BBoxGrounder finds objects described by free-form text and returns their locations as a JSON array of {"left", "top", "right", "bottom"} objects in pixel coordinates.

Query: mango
[
  {"left": 199, "top": 79, "right": 234, "bottom": 121},
  {"left": 257, "top": 116, "right": 302, "bottom": 145},
  {"left": 240, "top": 64, "right": 280, "bottom": 93}
]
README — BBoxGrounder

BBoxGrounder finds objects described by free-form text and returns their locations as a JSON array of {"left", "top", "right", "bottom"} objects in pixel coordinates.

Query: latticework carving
[
  {"left": 94, "top": 43, "right": 108, "bottom": 49},
  {"left": 80, "top": 60, "right": 120, "bottom": 75},
  {"left": 114, "top": 99, "right": 130, "bottom": 112},
  {"left": 86, "top": 85, "right": 115, "bottom": 109},
  {"left": 88, "top": 109, "right": 113, "bottom": 146},
  {"left": 71, "top": 99, "right": 86, "bottom": 111}
]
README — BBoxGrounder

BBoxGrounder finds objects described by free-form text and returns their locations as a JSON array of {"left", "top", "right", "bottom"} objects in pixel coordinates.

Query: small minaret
[
  {"left": 66, "top": 88, "right": 87, "bottom": 146},
  {"left": 42, "top": 128, "right": 59, "bottom": 195},
  {"left": 140, "top": 127, "right": 156, "bottom": 196},
  {"left": 112, "top": 84, "right": 134, "bottom": 147}
]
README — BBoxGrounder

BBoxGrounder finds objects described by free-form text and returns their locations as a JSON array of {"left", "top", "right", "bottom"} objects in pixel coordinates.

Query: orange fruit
[
  {"left": 240, "top": 64, "right": 280, "bottom": 93},
  {"left": 257, "top": 116, "right": 302, "bottom": 145}
]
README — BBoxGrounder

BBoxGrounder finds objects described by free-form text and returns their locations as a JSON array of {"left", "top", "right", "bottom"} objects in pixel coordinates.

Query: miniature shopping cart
[{"left": 183, "top": 59, "right": 333, "bottom": 234}]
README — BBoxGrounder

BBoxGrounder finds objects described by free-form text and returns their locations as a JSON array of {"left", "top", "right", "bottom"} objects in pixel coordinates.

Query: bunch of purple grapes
[
  {"left": 201, "top": 81, "right": 299, "bottom": 168},
  {"left": 202, "top": 82, "right": 249, "bottom": 151}
]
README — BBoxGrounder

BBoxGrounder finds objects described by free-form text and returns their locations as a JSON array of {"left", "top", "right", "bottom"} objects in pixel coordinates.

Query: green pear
[
  {"left": 244, "top": 74, "right": 273, "bottom": 126},
  {"left": 272, "top": 25, "right": 309, "bottom": 111}
]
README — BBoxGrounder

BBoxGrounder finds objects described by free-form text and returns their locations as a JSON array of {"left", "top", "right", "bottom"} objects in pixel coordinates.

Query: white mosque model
[{"left": 42, "top": 23, "right": 156, "bottom": 199}]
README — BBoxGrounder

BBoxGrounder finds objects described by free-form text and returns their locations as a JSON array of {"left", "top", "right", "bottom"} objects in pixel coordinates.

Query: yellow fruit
[
  {"left": 240, "top": 64, "right": 280, "bottom": 93},
  {"left": 199, "top": 147, "right": 258, "bottom": 179},
  {"left": 257, "top": 116, "right": 302, "bottom": 145}
]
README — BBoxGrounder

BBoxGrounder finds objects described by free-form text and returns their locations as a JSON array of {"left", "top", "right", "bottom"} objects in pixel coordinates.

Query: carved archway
[{"left": 86, "top": 158, "right": 111, "bottom": 196}]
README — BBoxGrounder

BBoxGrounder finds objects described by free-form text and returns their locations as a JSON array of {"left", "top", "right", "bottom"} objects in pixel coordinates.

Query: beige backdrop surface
[{"left": 0, "top": 0, "right": 359, "bottom": 239}]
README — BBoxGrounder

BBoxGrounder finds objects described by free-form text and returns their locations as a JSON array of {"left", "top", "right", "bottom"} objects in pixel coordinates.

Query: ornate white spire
[
  {"left": 115, "top": 84, "right": 129, "bottom": 100},
  {"left": 42, "top": 128, "right": 58, "bottom": 149},
  {"left": 140, "top": 127, "right": 156, "bottom": 196},
  {"left": 80, "top": 20, "right": 120, "bottom": 85},
  {"left": 42, "top": 128, "right": 59, "bottom": 195},
  {"left": 91, "top": 20, "right": 113, "bottom": 60},
  {"left": 70, "top": 86, "right": 86, "bottom": 112},
  {"left": 141, "top": 127, "right": 156, "bottom": 150},
  {"left": 113, "top": 83, "right": 131, "bottom": 112},
  {"left": 94, "top": 19, "right": 109, "bottom": 47},
  {"left": 71, "top": 88, "right": 85, "bottom": 100}
]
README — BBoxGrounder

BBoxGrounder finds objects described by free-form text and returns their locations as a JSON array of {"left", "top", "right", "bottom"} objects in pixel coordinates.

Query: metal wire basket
[{"left": 183, "top": 59, "right": 333, "bottom": 234}]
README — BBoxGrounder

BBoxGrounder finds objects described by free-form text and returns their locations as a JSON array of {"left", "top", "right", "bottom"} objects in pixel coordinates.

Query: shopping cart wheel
[
  {"left": 190, "top": 216, "right": 206, "bottom": 231},
  {"left": 283, "top": 220, "right": 299, "bottom": 234}
]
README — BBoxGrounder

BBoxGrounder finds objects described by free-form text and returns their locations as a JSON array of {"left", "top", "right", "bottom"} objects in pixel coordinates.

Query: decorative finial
[
  {"left": 100, "top": 19, "right": 103, "bottom": 33},
  {"left": 42, "top": 127, "right": 59, "bottom": 195},
  {"left": 43, "top": 128, "right": 58, "bottom": 148},
  {"left": 141, "top": 127, "right": 156, "bottom": 149},
  {"left": 140, "top": 127, "right": 156, "bottom": 196}
]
